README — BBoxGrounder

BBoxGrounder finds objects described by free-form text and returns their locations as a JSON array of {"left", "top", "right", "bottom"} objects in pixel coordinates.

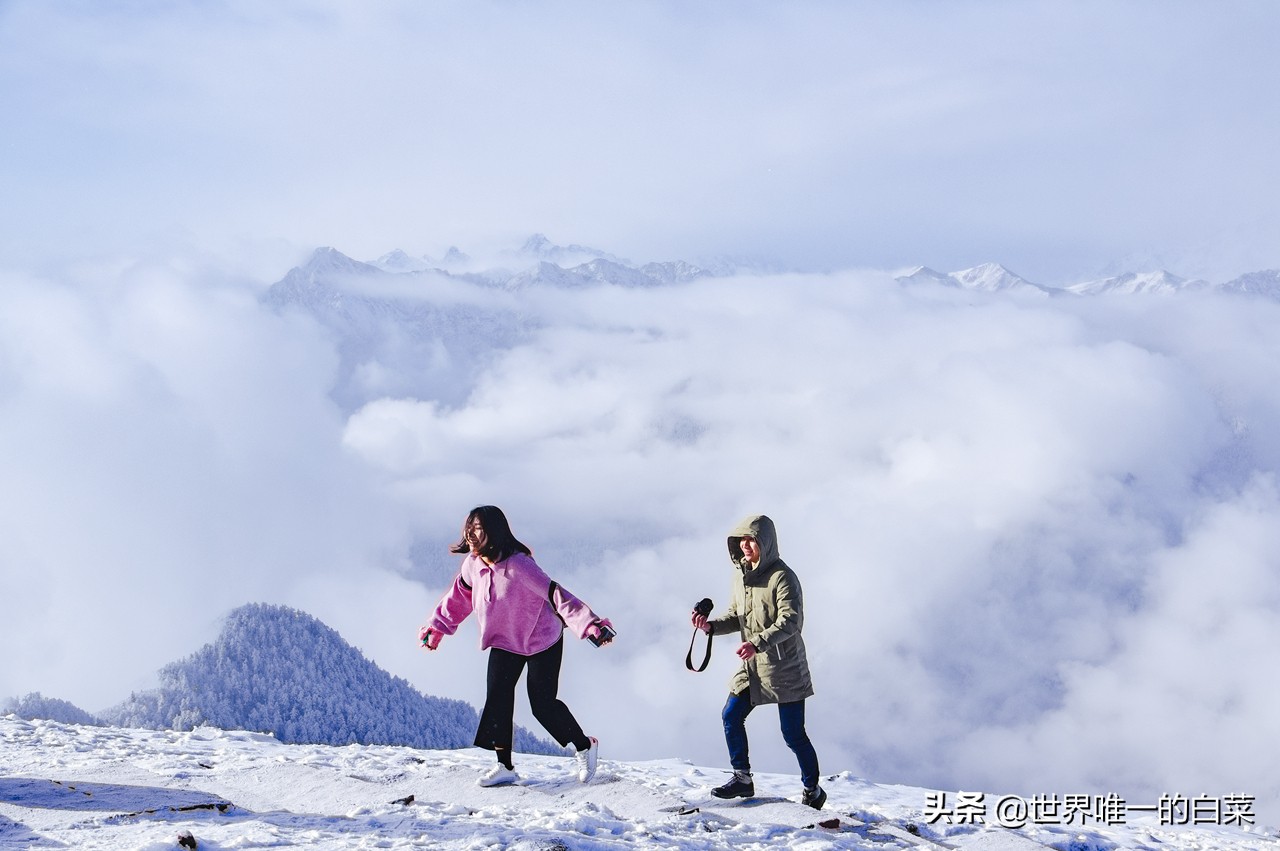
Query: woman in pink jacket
[{"left": 420, "top": 505, "right": 614, "bottom": 787}]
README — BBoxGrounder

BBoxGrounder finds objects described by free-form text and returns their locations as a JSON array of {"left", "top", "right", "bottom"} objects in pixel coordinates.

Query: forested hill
[{"left": 98, "top": 603, "right": 557, "bottom": 754}]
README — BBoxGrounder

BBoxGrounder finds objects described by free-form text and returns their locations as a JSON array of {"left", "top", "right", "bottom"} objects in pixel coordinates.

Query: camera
[{"left": 686, "top": 598, "right": 715, "bottom": 672}]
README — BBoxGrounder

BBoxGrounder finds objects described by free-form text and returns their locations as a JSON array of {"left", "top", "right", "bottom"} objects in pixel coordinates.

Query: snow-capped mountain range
[
  {"left": 260, "top": 237, "right": 1280, "bottom": 422},
  {"left": 894, "top": 262, "right": 1278, "bottom": 298},
  {"left": 352, "top": 235, "right": 712, "bottom": 291},
  {"left": 278, "top": 235, "right": 1280, "bottom": 299}
]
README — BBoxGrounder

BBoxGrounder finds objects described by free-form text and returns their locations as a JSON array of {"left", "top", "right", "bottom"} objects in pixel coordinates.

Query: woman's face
[
  {"left": 466, "top": 516, "right": 488, "bottom": 554},
  {"left": 739, "top": 535, "right": 761, "bottom": 565}
]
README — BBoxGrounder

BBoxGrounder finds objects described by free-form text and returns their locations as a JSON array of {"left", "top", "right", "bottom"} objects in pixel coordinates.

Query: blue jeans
[{"left": 722, "top": 692, "right": 820, "bottom": 790}]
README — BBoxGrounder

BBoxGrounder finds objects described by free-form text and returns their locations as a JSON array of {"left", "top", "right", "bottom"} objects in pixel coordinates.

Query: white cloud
[
  {"left": 952, "top": 475, "right": 1280, "bottom": 817},
  {"left": 6, "top": 252, "right": 1280, "bottom": 816},
  {"left": 0, "top": 260, "right": 407, "bottom": 708},
  {"left": 308, "top": 266, "right": 1280, "bottom": 809}
]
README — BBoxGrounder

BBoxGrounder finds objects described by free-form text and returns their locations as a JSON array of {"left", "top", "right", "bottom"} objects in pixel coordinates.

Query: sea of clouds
[{"left": 3, "top": 254, "right": 1280, "bottom": 818}]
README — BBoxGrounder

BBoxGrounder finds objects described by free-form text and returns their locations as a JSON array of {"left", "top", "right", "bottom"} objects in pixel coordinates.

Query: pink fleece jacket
[{"left": 428, "top": 552, "right": 601, "bottom": 656}]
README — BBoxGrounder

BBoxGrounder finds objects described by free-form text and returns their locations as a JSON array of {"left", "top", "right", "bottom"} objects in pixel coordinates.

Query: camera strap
[{"left": 685, "top": 628, "right": 713, "bottom": 673}]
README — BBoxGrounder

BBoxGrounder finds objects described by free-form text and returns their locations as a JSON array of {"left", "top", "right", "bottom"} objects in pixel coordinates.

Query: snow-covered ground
[{"left": 2, "top": 718, "right": 1275, "bottom": 850}]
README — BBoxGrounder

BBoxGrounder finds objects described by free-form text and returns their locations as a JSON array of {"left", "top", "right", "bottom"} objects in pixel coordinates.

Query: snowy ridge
[
  {"left": 894, "top": 266, "right": 953, "bottom": 288},
  {"left": 505, "top": 258, "right": 679, "bottom": 290},
  {"left": 894, "top": 262, "right": 1279, "bottom": 298},
  {"left": 896, "top": 264, "right": 1053, "bottom": 296},
  {"left": 511, "top": 233, "right": 625, "bottom": 267},
  {"left": 1221, "top": 269, "right": 1280, "bottom": 297},
  {"left": 948, "top": 263, "right": 1051, "bottom": 295},
  {"left": 365, "top": 236, "right": 713, "bottom": 290},
  {"left": 288, "top": 246, "right": 386, "bottom": 286},
  {"left": 374, "top": 249, "right": 434, "bottom": 274},
  {"left": 1065, "top": 270, "right": 1211, "bottom": 295},
  {"left": 2, "top": 717, "right": 1276, "bottom": 850}
]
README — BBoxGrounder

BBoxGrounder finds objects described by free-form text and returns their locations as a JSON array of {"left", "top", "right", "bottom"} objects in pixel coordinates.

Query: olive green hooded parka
[{"left": 709, "top": 514, "right": 815, "bottom": 705}]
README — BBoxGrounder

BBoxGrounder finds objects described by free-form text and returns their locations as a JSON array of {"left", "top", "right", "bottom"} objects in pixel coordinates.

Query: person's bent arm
[{"left": 420, "top": 569, "right": 476, "bottom": 648}]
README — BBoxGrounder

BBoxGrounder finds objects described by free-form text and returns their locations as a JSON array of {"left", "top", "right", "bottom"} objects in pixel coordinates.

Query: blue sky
[{"left": 2, "top": 0, "right": 1278, "bottom": 283}]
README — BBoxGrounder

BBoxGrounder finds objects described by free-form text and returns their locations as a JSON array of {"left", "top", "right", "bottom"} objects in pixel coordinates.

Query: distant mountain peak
[
  {"left": 373, "top": 249, "right": 432, "bottom": 273},
  {"left": 1218, "top": 269, "right": 1280, "bottom": 297},
  {"left": 950, "top": 263, "right": 1043, "bottom": 293},
  {"left": 521, "top": 233, "right": 555, "bottom": 254},
  {"left": 895, "top": 263, "right": 1049, "bottom": 295},
  {"left": 513, "top": 234, "right": 623, "bottom": 266},
  {"left": 298, "top": 247, "right": 382, "bottom": 278},
  {"left": 440, "top": 246, "right": 470, "bottom": 266}
]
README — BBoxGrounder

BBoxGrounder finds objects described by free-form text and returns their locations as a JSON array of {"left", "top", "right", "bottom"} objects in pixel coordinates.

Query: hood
[{"left": 727, "top": 514, "right": 781, "bottom": 572}]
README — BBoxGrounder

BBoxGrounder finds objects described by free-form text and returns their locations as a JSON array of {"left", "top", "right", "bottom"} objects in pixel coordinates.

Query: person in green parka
[{"left": 692, "top": 514, "right": 826, "bottom": 810}]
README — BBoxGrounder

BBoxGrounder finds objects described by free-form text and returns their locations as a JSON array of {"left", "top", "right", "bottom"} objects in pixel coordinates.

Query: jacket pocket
[{"left": 769, "top": 638, "right": 796, "bottom": 663}]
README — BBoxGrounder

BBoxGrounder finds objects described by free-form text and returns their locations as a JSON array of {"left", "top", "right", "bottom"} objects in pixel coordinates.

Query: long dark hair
[{"left": 450, "top": 505, "right": 532, "bottom": 564}]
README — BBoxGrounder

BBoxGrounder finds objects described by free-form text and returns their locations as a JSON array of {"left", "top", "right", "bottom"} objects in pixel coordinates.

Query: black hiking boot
[
  {"left": 711, "top": 771, "right": 754, "bottom": 799},
  {"left": 802, "top": 784, "right": 827, "bottom": 810}
]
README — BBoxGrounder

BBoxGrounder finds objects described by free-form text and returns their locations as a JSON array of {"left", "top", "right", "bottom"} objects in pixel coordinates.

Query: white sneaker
[
  {"left": 477, "top": 764, "right": 518, "bottom": 787},
  {"left": 574, "top": 737, "right": 599, "bottom": 783}
]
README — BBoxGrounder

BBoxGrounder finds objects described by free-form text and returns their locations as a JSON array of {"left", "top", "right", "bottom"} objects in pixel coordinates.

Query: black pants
[{"left": 475, "top": 637, "right": 589, "bottom": 752}]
